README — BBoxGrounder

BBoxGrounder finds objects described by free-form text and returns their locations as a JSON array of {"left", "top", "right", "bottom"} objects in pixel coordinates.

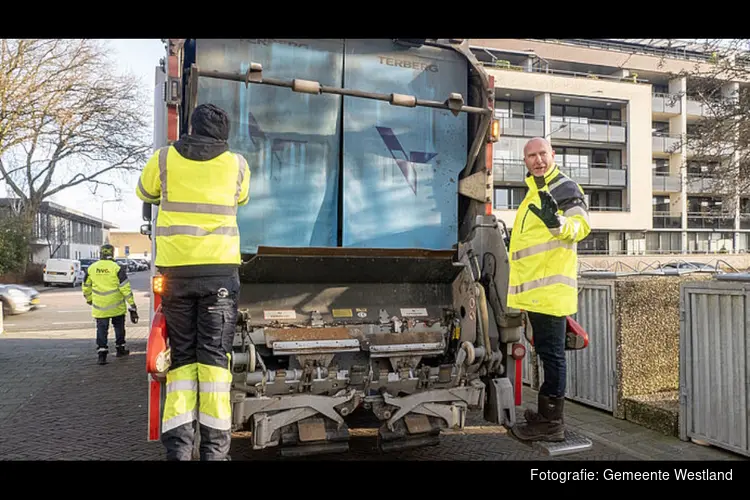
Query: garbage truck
[{"left": 141, "top": 38, "right": 592, "bottom": 457}]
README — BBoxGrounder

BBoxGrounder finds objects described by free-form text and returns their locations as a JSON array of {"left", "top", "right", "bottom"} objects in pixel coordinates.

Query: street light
[{"left": 101, "top": 198, "right": 122, "bottom": 245}]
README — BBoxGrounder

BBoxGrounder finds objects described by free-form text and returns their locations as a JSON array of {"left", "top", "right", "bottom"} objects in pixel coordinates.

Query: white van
[{"left": 43, "top": 258, "right": 84, "bottom": 287}]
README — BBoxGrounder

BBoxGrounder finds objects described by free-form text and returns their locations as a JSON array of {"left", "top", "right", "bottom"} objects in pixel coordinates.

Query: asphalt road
[{"left": 2, "top": 270, "right": 152, "bottom": 333}]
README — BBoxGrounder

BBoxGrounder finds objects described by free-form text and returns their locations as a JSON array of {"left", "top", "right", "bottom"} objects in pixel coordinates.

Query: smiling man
[{"left": 507, "top": 137, "right": 591, "bottom": 442}]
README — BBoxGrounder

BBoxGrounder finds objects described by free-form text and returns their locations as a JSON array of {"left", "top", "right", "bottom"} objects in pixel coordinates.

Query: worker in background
[
  {"left": 136, "top": 103, "right": 251, "bottom": 461},
  {"left": 507, "top": 137, "right": 590, "bottom": 442},
  {"left": 82, "top": 243, "right": 138, "bottom": 365}
]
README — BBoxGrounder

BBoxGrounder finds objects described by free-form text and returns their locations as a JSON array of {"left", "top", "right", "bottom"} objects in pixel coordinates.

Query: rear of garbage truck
[{"left": 143, "top": 38, "right": 530, "bottom": 456}]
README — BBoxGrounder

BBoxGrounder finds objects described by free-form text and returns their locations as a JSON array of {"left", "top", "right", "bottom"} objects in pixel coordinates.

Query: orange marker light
[
  {"left": 152, "top": 275, "right": 165, "bottom": 295},
  {"left": 489, "top": 119, "right": 500, "bottom": 143}
]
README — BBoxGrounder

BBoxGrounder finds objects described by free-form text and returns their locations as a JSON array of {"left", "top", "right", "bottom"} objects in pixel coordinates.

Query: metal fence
[
  {"left": 679, "top": 274, "right": 750, "bottom": 457},
  {"left": 521, "top": 280, "right": 617, "bottom": 414}
]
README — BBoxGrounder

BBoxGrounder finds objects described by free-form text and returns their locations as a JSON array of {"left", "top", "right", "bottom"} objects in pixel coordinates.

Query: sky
[{"left": 1, "top": 39, "right": 166, "bottom": 233}]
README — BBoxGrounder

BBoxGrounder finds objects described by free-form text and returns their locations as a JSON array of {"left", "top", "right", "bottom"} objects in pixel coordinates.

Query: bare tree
[
  {"left": 649, "top": 39, "right": 750, "bottom": 215},
  {"left": 44, "top": 214, "right": 68, "bottom": 259},
  {"left": 0, "top": 39, "right": 152, "bottom": 243}
]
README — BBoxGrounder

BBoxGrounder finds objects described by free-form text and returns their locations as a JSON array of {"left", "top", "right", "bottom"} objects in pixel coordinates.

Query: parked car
[
  {"left": 115, "top": 258, "right": 139, "bottom": 273},
  {"left": 133, "top": 259, "right": 150, "bottom": 271},
  {"left": 0, "top": 284, "right": 32, "bottom": 316},
  {"left": 79, "top": 258, "right": 97, "bottom": 273}
]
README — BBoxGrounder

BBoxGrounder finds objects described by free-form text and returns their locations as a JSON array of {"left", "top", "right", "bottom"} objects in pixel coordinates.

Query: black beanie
[{"left": 191, "top": 103, "right": 230, "bottom": 141}]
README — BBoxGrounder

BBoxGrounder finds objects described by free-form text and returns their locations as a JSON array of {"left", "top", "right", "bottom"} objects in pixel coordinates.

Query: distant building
[
  {"left": 108, "top": 231, "right": 152, "bottom": 260},
  {"left": 0, "top": 198, "right": 118, "bottom": 263}
]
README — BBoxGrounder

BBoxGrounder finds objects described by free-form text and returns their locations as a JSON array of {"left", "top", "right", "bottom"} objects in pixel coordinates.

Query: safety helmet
[{"left": 100, "top": 244, "right": 115, "bottom": 259}]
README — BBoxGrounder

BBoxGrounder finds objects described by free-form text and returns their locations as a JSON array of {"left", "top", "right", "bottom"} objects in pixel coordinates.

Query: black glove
[
  {"left": 528, "top": 191, "right": 561, "bottom": 229},
  {"left": 129, "top": 307, "right": 139, "bottom": 324}
]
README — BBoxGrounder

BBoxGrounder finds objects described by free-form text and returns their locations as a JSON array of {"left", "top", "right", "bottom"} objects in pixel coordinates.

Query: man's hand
[
  {"left": 528, "top": 191, "right": 561, "bottom": 229},
  {"left": 129, "top": 306, "right": 139, "bottom": 324},
  {"left": 87, "top": 300, "right": 92, "bottom": 306}
]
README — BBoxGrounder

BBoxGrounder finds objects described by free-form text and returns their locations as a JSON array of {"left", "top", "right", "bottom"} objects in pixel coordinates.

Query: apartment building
[{"left": 469, "top": 39, "right": 750, "bottom": 255}]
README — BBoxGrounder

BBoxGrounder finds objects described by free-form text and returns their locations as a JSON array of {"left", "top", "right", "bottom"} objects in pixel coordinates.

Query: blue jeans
[
  {"left": 96, "top": 314, "right": 126, "bottom": 350},
  {"left": 528, "top": 311, "right": 567, "bottom": 398}
]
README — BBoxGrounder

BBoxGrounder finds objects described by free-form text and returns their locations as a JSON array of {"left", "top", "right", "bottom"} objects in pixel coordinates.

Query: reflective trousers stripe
[
  {"left": 197, "top": 362, "right": 232, "bottom": 431},
  {"left": 154, "top": 225, "right": 239, "bottom": 237},
  {"left": 157, "top": 146, "right": 246, "bottom": 217},
  {"left": 512, "top": 240, "right": 575, "bottom": 260},
  {"left": 162, "top": 364, "right": 199, "bottom": 433},
  {"left": 508, "top": 275, "right": 577, "bottom": 295}
]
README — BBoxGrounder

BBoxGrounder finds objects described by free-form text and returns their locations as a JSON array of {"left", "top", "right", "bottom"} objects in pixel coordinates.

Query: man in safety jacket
[
  {"left": 507, "top": 137, "right": 590, "bottom": 442},
  {"left": 82, "top": 243, "right": 138, "bottom": 365},
  {"left": 136, "top": 103, "right": 250, "bottom": 461}
]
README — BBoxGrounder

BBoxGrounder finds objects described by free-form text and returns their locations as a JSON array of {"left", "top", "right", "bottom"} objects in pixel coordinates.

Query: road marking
[{"left": 52, "top": 321, "right": 91, "bottom": 325}]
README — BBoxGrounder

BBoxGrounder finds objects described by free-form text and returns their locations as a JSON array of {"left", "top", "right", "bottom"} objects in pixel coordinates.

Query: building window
[
  {"left": 586, "top": 190, "right": 623, "bottom": 211},
  {"left": 646, "top": 232, "right": 682, "bottom": 254},
  {"left": 494, "top": 187, "right": 527, "bottom": 210},
  {"left": 578, "top": 231, "right": 610, "bottom": 254}
]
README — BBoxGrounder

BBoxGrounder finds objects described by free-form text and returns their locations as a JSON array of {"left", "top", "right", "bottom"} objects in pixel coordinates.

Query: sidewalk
[{"left": 520, "top": 386, "right": 745, "bottom": 461}]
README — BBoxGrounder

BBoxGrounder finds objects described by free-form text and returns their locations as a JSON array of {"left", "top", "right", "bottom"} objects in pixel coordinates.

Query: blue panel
[
  {"left": 194, "top": 39, "right": 344, "bottom": 254},
  {"left": 341, "top": 39, "right": 468, "bottom": 250}
]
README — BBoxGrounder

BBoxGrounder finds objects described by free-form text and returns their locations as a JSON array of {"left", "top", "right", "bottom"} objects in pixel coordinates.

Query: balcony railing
[
  {"left": 550, "top": 118, "right": 626, "bottom": 143},
  {"left": 741, "top": 214, "right": 750, "bottom": 230},
  {"left": 589, "top": 205, "right": 627, "bottom": 212},
  {"left": 493, "top": 159, "right": 628, "bottom": 187},
  {"left": 652, "top": 92, "right": 682, "bottom": 114},
  {"left": 559, "top": 164, "right": 628, "bottom": 187},
  {"left": 686, "top": 173, "right": 723, "bottom": 194},
  {"left": 494, "top": 112, "right": 544, "bottom": 138},
  {"left": 652, "top": 133, "right": 682, "bottom": 154},
  {"left": 687, "top": 212, "right": 735, "bottom": 230},
  {"left": 652, "top": 171, "right": 681, "bottom": 192},
  {"left": 653, "top": 211, "right": 682, "bottom": 229}
]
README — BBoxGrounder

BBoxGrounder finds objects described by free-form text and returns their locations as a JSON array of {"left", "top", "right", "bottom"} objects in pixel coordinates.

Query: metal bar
[{"left": 196, "top": 68, "right": 491, "bottom": 116}]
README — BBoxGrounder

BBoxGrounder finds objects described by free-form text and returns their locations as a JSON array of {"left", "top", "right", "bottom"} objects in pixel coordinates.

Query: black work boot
[
  {"left": 116, "top": 345, "right": 130, "bottom": 357},
  {"left": 511, "top": 393, "right": 565, "bottom": 442},
  {"left": 98, "top": 349, "right": 108, "bottom": 365}
]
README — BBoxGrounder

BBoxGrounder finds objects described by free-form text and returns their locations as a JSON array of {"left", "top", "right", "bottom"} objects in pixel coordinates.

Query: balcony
[
  {"left": 652, "top": 93, "right": 681, "bottom": 115},
  {"left": 494, "top": 112, "right": 544, "bottom": 138},
  {"left": 741, "top": 214, "right": 750, "bottom": 230},
  {"left": 653, "top": 211, "right": 682, "bottom": 229},
  {"left": 652, "top": 172, "right": 681, "bottom": 193},
  {"left": 550, "top": 118, "right": 626, "bottom": 144},
  {"left": 493, "top": 159, "right": 527, "bottom": 182},
  {"left": 493, "top": 160, "right": 628, "bottom": 188},
  {"left": 685, "top": 173, "right": 729, "bottom": 194},
  {"left": 687, "top": 212, "right": 735, "bottom": 230},
  {"left": 686, "top": 98, "right": 709, "bottom": 117},
  {"left": 559, "top": 164, "right": 628, "bottom": 188},
  {"left": 652, "top": 133, "right": 682, "bottom": 154}
]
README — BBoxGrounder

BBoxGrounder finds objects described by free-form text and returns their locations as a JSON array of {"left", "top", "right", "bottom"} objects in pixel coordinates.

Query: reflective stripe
[
  {"left": 167, "top": 380, "right": 199, "bottom": 393},
  {"left": 200, "top": 382, "right": 232, "bottom": 393},
  {"left": 119, "top": 279, "right": 130, "bottom": 287},
  {"left": 160, "top": 200, "right": 237, "bottom": 215},
  {"left": 92, "top": 288, "right": 119, "bottom": 296},
  {"left": 154, "top": 225, "right": 239, "bottom": 237},
  {"left": 508, "top": 275, "right": 577, "bottom": 295},
  {"left": 138, "top": 177, "right": 159, "bottom": 201},
  {"left": 158, "top": 146, "right": 169, "bottom": 202},
  {"left": 547, "top": 177, "right": 567, "bottom": 193},
  {"left": 92, "top": 300, "right": 126, "bottom": 311},
  {"left": 512, "top": 240, "right": 575, "bottom": 260},
  {"left": 198, "top": 412, "right": 232, "bottom": 431},
  {"left": 162, "top": 409, "right": 198, "bottom": 433}
]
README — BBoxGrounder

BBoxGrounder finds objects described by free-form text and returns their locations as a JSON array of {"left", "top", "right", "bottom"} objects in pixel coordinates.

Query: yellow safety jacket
[
  {"left": 136, "top": 145, "right": 251, "bottom": 268},
  {"left": 82, "top": 259, "right": 136, "bottom": 318},
  {"left": 507, "top": 163, "right": 591, "bottom": 317}
]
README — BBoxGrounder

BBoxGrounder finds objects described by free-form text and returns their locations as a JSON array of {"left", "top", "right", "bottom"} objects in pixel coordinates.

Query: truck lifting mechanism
[{"left": 143, "top": 38, "right": 592, "bottom": 458}]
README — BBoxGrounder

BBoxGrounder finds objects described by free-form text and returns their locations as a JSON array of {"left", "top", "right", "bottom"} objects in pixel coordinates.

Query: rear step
[{"left": 531, "top": 429, "right": 593, "bottom": 457}]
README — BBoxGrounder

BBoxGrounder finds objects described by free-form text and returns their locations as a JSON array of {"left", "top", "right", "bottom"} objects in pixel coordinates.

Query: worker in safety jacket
[
  {"left": 507, "top": 137, "right": 590, "bottom": 443},
  {"left": 136, "top": 103, "right": 251, "bottom": 461},
  {"left": 82, "top": 243, "right": 138, "bottom": 365}
]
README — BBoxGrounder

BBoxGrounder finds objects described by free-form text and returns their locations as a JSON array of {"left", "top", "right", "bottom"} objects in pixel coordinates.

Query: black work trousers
[
  {"left": 160, "top": 271, "right": 240, "bottom": 461},
  {"left": 528, "top": 311, "right": 567, "bottom": 398},
  {"left": 96, "top": 314, "right": 126, "bottom": 351}
]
